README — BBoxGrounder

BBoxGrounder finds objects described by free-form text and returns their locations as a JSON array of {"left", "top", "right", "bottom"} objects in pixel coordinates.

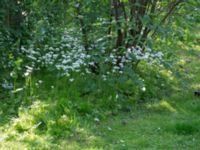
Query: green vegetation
[
  {"left": 0, "top": 0, "right": 200, "bottom": 149},
  {"left": 0, "top": 34, "right": 200, "bottom": 149}
]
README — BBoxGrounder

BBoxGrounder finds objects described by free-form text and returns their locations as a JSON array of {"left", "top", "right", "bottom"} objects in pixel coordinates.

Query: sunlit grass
[
  {"left": 0, "top": 28, "right": 200, "bottom": 149},
  {"left": 146, "top": 100, "right": 177, "bottom": 113}
]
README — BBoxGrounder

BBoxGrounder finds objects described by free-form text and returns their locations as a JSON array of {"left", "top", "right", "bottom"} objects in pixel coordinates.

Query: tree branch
[{"left": 151, "top": 0, "right": 183, "bottom": 37}]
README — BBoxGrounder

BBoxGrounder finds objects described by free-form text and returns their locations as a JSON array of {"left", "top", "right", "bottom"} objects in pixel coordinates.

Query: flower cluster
[
  {"left": 20, "top": 30, "right": 91, "bottom": 77},
  {"left": 125, "top": 46, "right": 163, "bottom": 63},
  {"left": 24, "top": 66, "right": 33, "bottom": 77},
  {"left": 2, "top": 80, "right": 13, "bottom": 90},
  {"left": 103, "top": 46, "right": 163, "bottom": 75},
  {"left": 20, "top": 30, "right": 163, "bottom": 81}
]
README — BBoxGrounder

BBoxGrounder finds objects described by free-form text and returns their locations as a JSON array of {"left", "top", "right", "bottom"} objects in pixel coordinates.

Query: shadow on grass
[{"left": 0, "top": 93, "right": 24, "bottom": 126}]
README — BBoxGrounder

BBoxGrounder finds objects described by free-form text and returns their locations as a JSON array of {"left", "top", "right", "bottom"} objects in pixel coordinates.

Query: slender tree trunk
[
  {"left": 128, "top": 0, "right": 149, "bottom": 47},
  {"left": 112, "top": 0, "right": 124, "bottom": 48},
  {"left": 75, "top": 3, "right": 89, "bottom": 52}
]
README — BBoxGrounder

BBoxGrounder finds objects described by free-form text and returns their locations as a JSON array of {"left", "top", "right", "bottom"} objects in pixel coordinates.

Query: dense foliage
[
  {"left": 0, "top": 1, "right": 200, "bottom": 148},
  {"left": 1, "top": 0, "right": 199, "bottom": 92}
]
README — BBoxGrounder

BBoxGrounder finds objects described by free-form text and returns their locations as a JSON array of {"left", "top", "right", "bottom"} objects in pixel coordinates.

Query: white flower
[
  {"left": 102, "top": 75, "right": 107, "bottom": 81},
  {"left": 2, "top": 80, "right": 13, "bottom": 90},
  {"left": 12, "top": 88, "right": 24, "bottom": 93},
  {"left": 60, "top": 115, "right": 68, "bottom": 121},
  {"left": 110, "top": 54, "right": 114, "bottom": 58},
  {"left": 107, "top": 127, "right": 112, "bottom": 131},
  {"left": 38, "top": 80, "right": 43, "bottom": 84},
  {"left": 55, "top": 48, "right": 60, "bottom": 51},
  {"left": 49, "top": 47, "right": 54, "bottom": 50},
  {"left": 69, "top": 78, "right": 74, "bottom": 82},
  {"left": 94, "top": 117, "right": 100, "bottom": 122},
  {"left": 24, "top": 72, "right": 30, "bottom": 77},
  {"left": 27, "top": 55, "right": 36, "bottom": 60},
  {"left": 141, "top": 87, "right": 146, "bottom": 92},
  {"left": 116, "top": 94, "right": 119, "bottom": 99}
]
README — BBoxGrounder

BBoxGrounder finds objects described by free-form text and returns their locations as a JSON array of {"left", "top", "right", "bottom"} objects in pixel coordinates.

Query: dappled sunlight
[
  {"left": 194, "top": 45, "right": 200, "bottom": 51},
  {"left": 178, "top": 59, "right": 187, "bottom": 66},
  {"left": 191, "top": 83, "right": 200, "bottom": 89},
  {"left": 0, "top": 99, "right": 108, "bottom": 149},
  {"left": 0, "top": 1, "right": 200, "bottom": 149},
  {"left": 146, "top": 100, "right": 177, "bottom": 113},
  {"left": 159, "top": 70, "right": 175, "bottom": 81}
]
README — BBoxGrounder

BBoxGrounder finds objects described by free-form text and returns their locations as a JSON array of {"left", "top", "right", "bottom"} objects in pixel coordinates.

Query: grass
[{"left": 0, "top": 32, "right": 200, "bottom": 149}]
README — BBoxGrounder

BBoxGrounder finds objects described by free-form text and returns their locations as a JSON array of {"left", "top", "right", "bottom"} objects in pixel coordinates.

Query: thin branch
[{"left": 151, "top": 0, "right": 183, "bottom": 37}]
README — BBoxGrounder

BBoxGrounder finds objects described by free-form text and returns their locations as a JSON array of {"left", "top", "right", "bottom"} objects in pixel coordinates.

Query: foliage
[{"left": 0, "top": 1, "right": 200, "bottom": 149}]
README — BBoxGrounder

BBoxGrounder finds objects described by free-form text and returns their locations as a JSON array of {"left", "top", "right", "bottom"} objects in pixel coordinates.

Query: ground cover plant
[{"left": 0, "top": 0, "right": 200, "bottom": 149}]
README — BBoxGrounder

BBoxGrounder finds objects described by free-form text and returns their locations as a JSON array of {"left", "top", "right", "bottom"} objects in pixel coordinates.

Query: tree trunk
[
  {"left": 112, "top": 0, "right": 124, "bottom": 48},
  {"left": 75, "top": 3, "right": 89, "bottom": 52}
]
